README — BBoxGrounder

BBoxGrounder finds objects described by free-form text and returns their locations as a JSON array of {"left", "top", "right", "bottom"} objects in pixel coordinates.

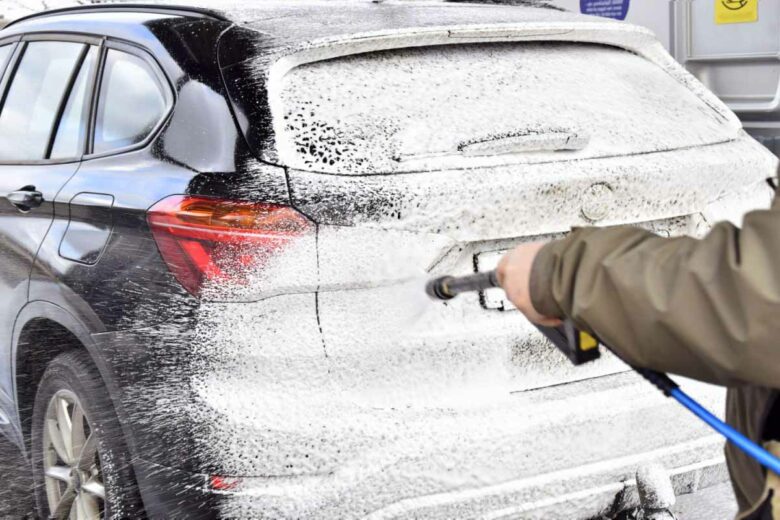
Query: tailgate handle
[{"left": 458, "top": 131, "right": 589, "bottom": 156}]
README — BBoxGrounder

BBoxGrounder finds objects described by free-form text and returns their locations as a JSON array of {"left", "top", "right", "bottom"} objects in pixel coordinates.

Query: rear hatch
[{"left": 250, "top": 41, "right": 770, "bottom": 399}]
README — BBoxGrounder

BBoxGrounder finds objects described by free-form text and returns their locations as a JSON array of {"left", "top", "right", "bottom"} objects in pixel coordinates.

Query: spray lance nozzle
[{"left": 425, "top": 270, "right": 500, "bottom": 300}]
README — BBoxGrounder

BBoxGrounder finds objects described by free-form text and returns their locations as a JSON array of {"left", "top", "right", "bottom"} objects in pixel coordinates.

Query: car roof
[
  {"left": 3, "top": 1, "right": 734, "bottom": 167},
  {"left": 0, "top": 2, "right": 644, "bottom": 67},
  {"left": 3, "top": 3, "right": 228, "bottom": 29},
  {"left": 3, "top": 1, "right": 603, "bottom": 41},
  {"left": 4, "top": 1, "right": 573, "bottom": 27}
]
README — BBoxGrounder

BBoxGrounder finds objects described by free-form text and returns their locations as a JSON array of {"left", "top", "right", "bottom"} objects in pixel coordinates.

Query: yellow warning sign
[{"left": 715, "top": 0, "right": 758, "bottom": 24}]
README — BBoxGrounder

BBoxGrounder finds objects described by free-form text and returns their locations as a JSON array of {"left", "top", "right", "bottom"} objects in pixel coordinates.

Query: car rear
[{"left": 150, "top": 9, "right": 778, "bottom": 519}]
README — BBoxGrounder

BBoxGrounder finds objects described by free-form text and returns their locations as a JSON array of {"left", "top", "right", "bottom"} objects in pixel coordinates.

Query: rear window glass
[
  {"left": 0, "top": 44, "right": 13, "bottom": 78},
  {"left": 276, "top": 42, "right": 734, "bottom": 174}
]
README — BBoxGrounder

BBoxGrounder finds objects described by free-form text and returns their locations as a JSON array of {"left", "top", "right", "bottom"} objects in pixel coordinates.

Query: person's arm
[{"left": 499, "top": 195, "right": 780, "bottom": 388}]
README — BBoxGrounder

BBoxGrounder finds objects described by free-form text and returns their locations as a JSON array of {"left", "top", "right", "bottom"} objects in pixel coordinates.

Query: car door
[
  {"left": 30, "top": 41, "right": 176, "bottom": 332},
  {"left": 0, "top": 35, "right": 99, "bottom": 429}
]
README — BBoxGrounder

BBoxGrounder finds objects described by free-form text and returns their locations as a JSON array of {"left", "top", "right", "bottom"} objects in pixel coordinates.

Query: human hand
[{"left": 496, "top": 242, "right": 562, "bottom": 327}]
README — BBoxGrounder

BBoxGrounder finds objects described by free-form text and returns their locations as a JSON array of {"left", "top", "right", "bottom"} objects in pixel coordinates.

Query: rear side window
[
  {"left": 50, "top": 46, "right": 98, "bottom": 159},
  {"left": 93, "top": 49, "right": 169, "bottom": 154},
  {"left": 0, "top": 44, "right": 13, "bottom": 78},
  {"left": 0, "top": 42, "right": 85, "bottom": 161}
]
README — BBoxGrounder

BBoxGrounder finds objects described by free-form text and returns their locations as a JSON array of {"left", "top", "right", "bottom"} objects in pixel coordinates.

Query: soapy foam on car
[
  {"left": 275, "top": 42, "right": 736, "bottom": 176},
  {"left": 128, "top": 32, "right": 774, "bottom": 520}
]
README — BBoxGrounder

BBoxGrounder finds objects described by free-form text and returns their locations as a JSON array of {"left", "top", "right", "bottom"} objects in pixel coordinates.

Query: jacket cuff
[{"left": 529, "top": 240, "right": 565, "bottom": 319}]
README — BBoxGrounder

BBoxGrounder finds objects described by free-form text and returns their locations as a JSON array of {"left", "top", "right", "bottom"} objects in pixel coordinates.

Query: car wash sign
[
  {"left": 580, "top": 0, "right": 630, "bottom": 21},
  {"left": 715, "top": 0, "right": 758, "bottom": 24}
]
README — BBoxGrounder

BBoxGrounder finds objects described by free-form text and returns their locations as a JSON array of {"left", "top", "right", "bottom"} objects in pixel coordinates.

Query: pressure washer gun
[
  {"left": 425, "top": 270, "right": 600, "bottom": 365},
  {"left": 426, "top": 269, "right": 780, "bottom": 476}
]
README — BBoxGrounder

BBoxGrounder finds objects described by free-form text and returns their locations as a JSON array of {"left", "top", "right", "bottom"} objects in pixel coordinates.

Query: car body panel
[
  {"left": 7, "top": 300, "right": 107, "bottom": 449},
  {"left": 290, "top": 138, "right": 773, "bottom": 241},
  {"left": 0, "top": 162, "right": 79, "bottom": 397}
]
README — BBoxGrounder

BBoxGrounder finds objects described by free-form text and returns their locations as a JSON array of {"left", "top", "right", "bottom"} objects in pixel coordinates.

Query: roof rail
[{"left": 3, "top": 3, "right": 231, "bottom": 29}]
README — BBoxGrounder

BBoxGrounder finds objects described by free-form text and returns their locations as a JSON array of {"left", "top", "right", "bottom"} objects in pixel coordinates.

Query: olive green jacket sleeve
[{"left": 530, "top": 193, "right": 780, "bottom": 387}]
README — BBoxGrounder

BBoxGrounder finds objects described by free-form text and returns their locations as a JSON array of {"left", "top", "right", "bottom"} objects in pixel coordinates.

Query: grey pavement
[{"left": 673, "top": 482, "right": 738, "bottom": 520}]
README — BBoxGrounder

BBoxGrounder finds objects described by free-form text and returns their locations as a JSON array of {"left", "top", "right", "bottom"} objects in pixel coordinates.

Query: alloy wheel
[{"left": 42, "top": 389, "right": 105, "bottom": 519}]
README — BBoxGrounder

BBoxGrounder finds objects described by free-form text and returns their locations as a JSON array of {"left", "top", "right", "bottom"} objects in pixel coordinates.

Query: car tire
[{"left": 31, "top": 350, "right": 143, "bottom": 519}]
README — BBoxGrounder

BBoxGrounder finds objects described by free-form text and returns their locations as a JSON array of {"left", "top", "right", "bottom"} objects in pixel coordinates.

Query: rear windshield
[{"left": 275, "top": 42, "right": 734, "bottom": 174}]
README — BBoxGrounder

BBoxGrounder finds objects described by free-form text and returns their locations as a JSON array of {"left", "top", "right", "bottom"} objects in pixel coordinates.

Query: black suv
[
  {"left": 0, "top": 5, "right": 276, "bottom": 518},
  {"left": 0, "top": 2, "right": 773, "bottom": 519}
]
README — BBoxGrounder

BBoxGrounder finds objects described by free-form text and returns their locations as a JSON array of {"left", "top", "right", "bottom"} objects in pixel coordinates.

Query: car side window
[
  {"left": 0, "top": 41, "right": 86, "bottom": 161},
  {"left": 0, "top": 44, "right": 13, "bottom": 78},
  {"left": 93, "top": 49, "right": 168, "bottom": 154},
  {"left": 50, "top": 46, "right": 98, "bottom": 160}
]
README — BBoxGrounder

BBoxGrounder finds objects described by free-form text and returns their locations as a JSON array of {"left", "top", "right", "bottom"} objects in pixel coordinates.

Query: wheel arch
[{"left": 12, "top": 301, "right": 123, "bottom": 457}]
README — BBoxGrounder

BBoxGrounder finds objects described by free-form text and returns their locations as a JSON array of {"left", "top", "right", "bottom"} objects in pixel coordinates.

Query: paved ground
[{"left": 673, "top": 482, "right": 738, "bottom": 520}]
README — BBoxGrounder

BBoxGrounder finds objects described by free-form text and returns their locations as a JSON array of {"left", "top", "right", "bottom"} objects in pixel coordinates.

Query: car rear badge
[{"left": 580, "top": 182, "right": 615, "bottom": 222}]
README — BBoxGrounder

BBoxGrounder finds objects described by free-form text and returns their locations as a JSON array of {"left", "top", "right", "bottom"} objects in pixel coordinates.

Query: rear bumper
[
  {"left": 137, "top": 449, "right": 728, "bottom": 520},
  {"left": 133, "top": 459, "right": 219, "bottom": 519},
  {"left": 98, "top": 294, "right": 732, "bottom": 518},
  {"left": 184, "top": 369, "right": 728, "bottom": 518}
]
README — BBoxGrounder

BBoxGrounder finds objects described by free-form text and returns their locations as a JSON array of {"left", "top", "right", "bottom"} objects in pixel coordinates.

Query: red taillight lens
[
  {"left": 208, "top": 475, "right": 241, "bottom": 492},
  {"left": 147, "top": 195, "right": 313, "bottom": 296}
]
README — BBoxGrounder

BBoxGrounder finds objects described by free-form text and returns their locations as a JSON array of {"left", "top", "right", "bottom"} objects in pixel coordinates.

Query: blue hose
[
  {"left": 630, "top": 366, "right": 780, "bottom": 475},
  {"left": 670, "top": 387, "right": 780, "bottom": 476}
]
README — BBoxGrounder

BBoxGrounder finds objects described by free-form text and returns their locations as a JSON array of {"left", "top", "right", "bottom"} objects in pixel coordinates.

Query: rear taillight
[
  {"left": 208, "top": 475, "right": 241, "bottom": 492},
  {"left": 147, "top": 195, "right": 314, "bottom": 296}
]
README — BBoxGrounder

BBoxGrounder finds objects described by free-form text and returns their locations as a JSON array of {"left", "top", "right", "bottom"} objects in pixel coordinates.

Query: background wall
[{"left": 549, "top": 0, "right": 780, "bottom": 157}]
